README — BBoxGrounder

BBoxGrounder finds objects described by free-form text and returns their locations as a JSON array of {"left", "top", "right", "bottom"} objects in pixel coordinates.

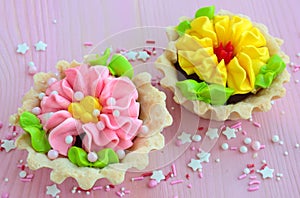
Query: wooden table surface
[{"left": 0, "top": 0, "right": 300, "bottom": 197}]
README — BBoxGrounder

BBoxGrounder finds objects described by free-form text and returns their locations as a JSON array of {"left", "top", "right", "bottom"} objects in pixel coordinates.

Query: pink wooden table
[{"left": 1, "top": 0, "right": 300, "bottom": 197}]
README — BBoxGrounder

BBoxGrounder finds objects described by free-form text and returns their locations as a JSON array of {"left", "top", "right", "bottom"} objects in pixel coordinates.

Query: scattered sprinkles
[
  {"left": 177, "top": 132, "right": 192, "bottom": 144},
  {"left": 46, "top": 184, "right": 61, "bottom": 197},
  {"left": 35, "top": 41, "right": 47, "bottom": 51},
  {"left": 17, "top": 43, "right": 29, "bottom": 54},
  {"left": 150, "top": 170, "right": 165, "bottom": 183},
  {"left": 222, "top": 127, "right": 237, "bottom": 140},
  {"left": 188, "top": 159, "right": 202, "bottom": 171},
  {"left": 205, "top": 128, "right": 219, "bottom": 140},
  {"left": 257, "top": 166, "right": 274, "bottom": 179},
  {"left": 1, "top": 139, "right": 16, "bottom": 152}
]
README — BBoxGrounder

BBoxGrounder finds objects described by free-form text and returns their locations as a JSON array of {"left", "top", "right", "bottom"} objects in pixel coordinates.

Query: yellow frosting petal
[
  {"left": 214, "top": 15, "right": 231, "bottom": 46},
  {"left": 235, "top": 27, "right": 267, "bottom": 52}
]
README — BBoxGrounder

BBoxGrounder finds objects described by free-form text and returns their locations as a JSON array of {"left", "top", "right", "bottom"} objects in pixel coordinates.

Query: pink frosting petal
[
  {"left": 40, "top": 94, "right": 71, "bottom": 113},
  {"left": 48, "top": 117, "right": 82, "bottom": 156},
  {"left": 42, "top": 110, "right": 72, "bottom": 131},
  {"left": 115, "top": 138, "right": 133, "bottom": 151},
  {"left": 87, "top": 66, "right": 109, "bottom": 98},
  {"left": 64, "top": 65, "right": 89, "bottom": 96},
  {"left": 46, "top": 79, "right": 74, "bottom": 101},
  {"left": 82, "top": 123, "right": 119, "bottom": 152}
]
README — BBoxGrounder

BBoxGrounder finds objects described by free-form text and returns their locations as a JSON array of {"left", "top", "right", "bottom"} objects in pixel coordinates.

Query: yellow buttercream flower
[{"left": 176, "top": 15, "right": 270, "bottom": 94}]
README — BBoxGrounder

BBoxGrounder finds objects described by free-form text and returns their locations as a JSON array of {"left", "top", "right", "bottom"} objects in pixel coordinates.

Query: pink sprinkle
[
  {"left": 242, "top": 130, "right": 247, "bottom": 135},
  {"left": 198, "top": 171, "right": 203, "bottom": 178},
  {"left": 170, "top": 180, "right": 184, "bottom": 185},
  {"left": 230, "top": 122, "right": 242, "bottom": 129},
  {"left": 171, "top": 163, "right": 177, "bottom": 177},
  {"left": 131, "top": 176, "right": 144, "bottom": 181},
  {"left": 92, "top": 186, "right": 103, "bottom": 191},
  {"left": 187, "top": 184, "right": 192, "bottom": 188},
  {"left": 124, "top": 190, "right": 131, "bottom": 194},
  {"left": 146, "top": 40, "right": 156, "bottom": 44},
  {"left": 238, "top": 174, "right": 247, "bottom": 180},
  {"left": 247, "top": 185, "right": 260, "bottom": 192},
  {"left": 26, "top": 174, "right": 34, "bottom": 179},
  {"left": 13, "top": 126, "right": 16, "bottom": 132},
  {"left": 249, "top": 175, "right": 257, "bottom": 180},
  {"left": 293, "top": 67, "right": 300, "bottom": 72},
  {"left": 260, "top": 145, "right": 266, "bottom": 149},
  {"left": 1, "top": 192, "right": 9, "bottom": 198},
  {"left": 260, "top": 164, "right": 267, "bottom": 170},
  {"left": 148, "top": 179, "right": 158, "bottom": 188},
  {"left": 175, "top": 140, "right": 182, "bottom": 146},
  {"left": 116, "top": 191, "right": 123, "bottom": 197},
  {"left": 252, "top": 121, "right": 261, "bottom": 128},
  {"left": 247, "top": 164, "right": 255, "bottom": 168},
  {"left": 230, "top": 146, "right": 238, "bottom": 150},
  {"left": 20, "top": 178, "right": 32, "bottom": 182},
  {"left": 0, "top": 121, "right": 3, "bottom": 129},
  {"left": 248, "top": 180, "right": 261, "bottom": 186},
  {"left": 83, "top": 42, "right": 93, "bottom": 46},
  {"left": 143, "top": 49, "right": 152, "bottom": 55},
  {"left": 190, "top": 146, "right": 195, "bottom": 151},
  {"left": 219, "top": 125, "right": 226, "bottom": 131}
]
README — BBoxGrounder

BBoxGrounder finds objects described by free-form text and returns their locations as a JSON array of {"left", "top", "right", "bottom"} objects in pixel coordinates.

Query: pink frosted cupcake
[{"left": 11, "top": 49, "right": 172, "bottom": 189}]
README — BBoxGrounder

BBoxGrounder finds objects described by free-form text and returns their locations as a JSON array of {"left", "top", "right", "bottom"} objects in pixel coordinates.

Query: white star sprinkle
[
  {"left": 177, "top": 132, "right": 192, "bottom": 144},
  {"left": 205, "top": 128, "right": 219, "bottom": 140},
  {"left": 124, "top": 51, "right": 138, "bottom": 61},
  {"left": 1, "top": 140, "right": 16, "bottom": 152},
  {"left": 35, "top": 41, "right": 47, "bottom": 51},
  {"left": 46, "top": 184, "right": 61, "bottom": 197},
  {"left": 17, "top": 43, "right": 29, "bottom": 54},
  {"left": 150, "top": 170, "right": 165, "bottom": 183},
  {"left": 222, "top": 127, "right": 237, "bottom": 140},
  {"left": 197, "top": 151, "right": 211, "bottom": 163},
  {"left": 257, "top": 166, "right": 274, "bottom": 179},
  {"left": 188, "top": 158, "right": 202, "bottom": 171},
  {"left": 137, "top": 51, "right": 150, "bottom": 62}
]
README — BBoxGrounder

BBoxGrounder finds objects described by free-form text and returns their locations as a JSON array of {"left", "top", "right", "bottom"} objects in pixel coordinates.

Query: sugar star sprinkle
[
  {"left": 1, "top": 140, "right": 16, "bottom": 152},
  {"left": 257, "top": 166, "right": 274, "bottom": 179},
  {"left": 17, "top": 43, "right": 29, "bottom": 54},
  {"left": 205, "top": 128, "right": 219, "bottom": 140},
  {"left": 197, "top": 151, "right": 211, "bottom": 163},
  {"left": 137, "top": 51, "right": 150, "bottom": 62},
  {"left": 222, "top": 127, "right": 237, "bottom": 140},
  {"left": 35, "top": 41, "right": 47, "bottom": 51},
  {"left": 46, "top": 184, "right": 61, "bottom": 197},
  {"left": 150, "top": 170, "right": 165, "bottom": 183},
  {"left": 188, "top": 158, "right": 202, "bottom": 171},
  {"left": 177, "top": 132, "right": 192, "bottom": 144},
  {"left": 124, "top": 51, "right": 138, "bottom": 61}
]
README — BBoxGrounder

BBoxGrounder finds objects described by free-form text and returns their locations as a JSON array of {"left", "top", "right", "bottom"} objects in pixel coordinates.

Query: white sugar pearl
[
  {"left": 4, "top": 178, "right": 9, "bottom": 182},
  {"left": 139, "top": 125, "right": 149, "bottom": 135},
  {"left": 243, "top": 168, "right": 250, "bottom": 174},
  {"left": 116, "top": 150, "right": 126, "bottom": 160},
  {"left": 92, "top": 109, "right": 100, "bottom": 117},
  {"left": 113, "top": 110, "right": 120, "bottom": 117},
  {"left": 38, "top": 92, "right": 45, "bottom": 99},
  {"left": 239, "top": 146, "right": 248, "bottom": 154},
  {"left": 96, "top": 121, "right": 105, "bottom": 130},
  {"left": 192, "top": 135, "right": 202, "bottom": 142},
  {"left": 221, "top": 143, "right": 229, "bottom": 150},
  {"left": 51, "top": 91, "right": 58, "bottom": 95},
  {"left": 295, "top": 143, "right": 300, "bottom": 148},
  {"left": 31, "top": 107, "right": 41, "bottom": 115},
  {"left": 47, "top": 77, "right": 57, "bottom": 86},
  {"left": 74, "top": 91, "right": 84, "bottom": 101},
  {"left": 65, "top": 135, "right": 73, "bottom": 144},
  {"left": 28, "top": 61, "right": 35, "bottom": 67},
  {"left": 284, "top": 151, "right": 289, "bottom": 156},
  {"left": 251, "top": 141, "right": 261, "bottom": 151},
  {"left": 19, "top": 171, "right": 27, "bottom": 178},
  {"left": 279, "top": 140, "right": 284, "bottom": 145},
  {"left": 244, "top": 137, "right": 252, "bottom": 145},
  {"left": 106, "top": 97, "right": 116, "bottom": 106},
  {"left": 48, "top": 149, "right": 59, "bottom": 160},
  {"left": 87, "top": 152, "right": 98, "bottom": 162},
  {"left": 272, "top": 135, "right": 280, "bottom": 143}
]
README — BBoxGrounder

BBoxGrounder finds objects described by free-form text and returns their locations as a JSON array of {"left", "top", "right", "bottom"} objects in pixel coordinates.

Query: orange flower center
[{"left": 214, "top": 42, "right": 234, "bottom": 64}]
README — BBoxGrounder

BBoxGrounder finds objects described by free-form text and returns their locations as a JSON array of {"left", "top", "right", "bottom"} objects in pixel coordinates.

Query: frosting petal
[
  {"left": 41, "top": 110, "right": 72, "bottom": 131},
  {"left": 40, "top": 94, "right": 71, "bottom": 113},
  {"left": 45, "top": 79, "right": 74, "bottom": 101}
]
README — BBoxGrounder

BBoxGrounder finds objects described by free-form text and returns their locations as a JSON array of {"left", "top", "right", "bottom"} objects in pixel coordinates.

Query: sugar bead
[
  {"left": 116, "top": 150, "right": 126, "bottom": 160},
  {"left": 38, "top": 92, "right": 45, "bottom": 99},
  {"left": 243, "top": 137, "right": 252, "bottom": 145},
  {"left": 221, "top": 143, "right": 229, "bottom": 150},
  {"left": 251, "top": 141, "right": 261, "bottom": 151},
  {"left": 87, "top": 152, "right": 98, "bottom": 162},
  {"left": 192, "top": 135, "right": 202, "bottom": 142},
  {"left": 47, "top": 77, "right": 57, "bottom": 86},
  {"left": 239, "top": 146, "right": 248, "bottom": 154},
  {"left": 28, "top": 66, "right": 37, "bottom": 75},
  {"left": 272, "top": 135, "right": 280, "bottom": 143},
  {"left": 96, "top": 121, "right": 105, "bottom": 131},
  {"left": 48, "top": 149, "right": 59, "bottom": 160},
  {"left": 74, "top": 91, "right": 84, "bottom": 101},
  {"left": 148, "top": 179, "right": 158, "bottom": 188},
  {"left": 65, "top": 135, "right": 73, "bottom": 144},
  {"left": 139, "top": 125, "right": 149, "bottom": 135},
  {"left": 31, "top": 107, "right": 41, "bottom": 115},
  {"left": 106, "top": 97, "right": 116, "bottom": 106}
]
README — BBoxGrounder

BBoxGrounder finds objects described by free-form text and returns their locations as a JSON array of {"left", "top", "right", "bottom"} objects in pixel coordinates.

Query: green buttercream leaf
[
  {"left": 255, "top": 54, "right": 286, "bottom": 89},
  {"left": 22, "top": 126, "right": 51, "bottom": 153},
  {"left": 176, "top": 79, "right": 234, "bottom": 105},
  {"left": 87, "top": 48, "right": 111, "bottom": 66},
  {"left": 176, "top": 20, "right": 191, "bottom": 36},
  {"left": 19, "top": 111, "right": 42, "bottom": 129},
  {"left": 68, "top": 147, "right": 119, "bottom": 168},
  {"left": 195, "top": 6, "right": 215, "bottom": 19},
  {"left": 108, "top": 54, "right": 134, "bottom": 79}
]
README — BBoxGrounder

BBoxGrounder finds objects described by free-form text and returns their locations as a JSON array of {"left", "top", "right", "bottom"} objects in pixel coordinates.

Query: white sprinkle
[
  {"left": 38, "top": 93, "right": 45, "bottom": 99},
  {"left": 279, "top": 140, "right": 284, "bottom": 145},
  {"left": 116, "top": 150, "right": 126, "bottom": 160},
  {"left": 270, "top": 101, "right": 275, "bottom": 105},
  {"left": 192, "top": 135, "right": 202, "bottom": 142},
  {"left": 253, "top": 153, "right": 258, "bottom": 158},
  {"left": 276, "top": 177, "right": 281, "bottom": 181},
  {"left": 139, "top": 125, "right": 149, "bottom": 135},
  {"left": 19, "top": 171, "right": 27, "bottom": 178},
  {"left": 96, "top": 121, "right": 105, "bottom": 131},
  {"left": 295, "top": 143, "right": 300, "bottom": 148},
  {"left": 284, "top": 151, "right": 289, "bottom": 156},
  {"left": 295, "top": 79, "right": 299, "bottom": 84},
  {"left": 113, "top": 110, "right": 120, "bottom": 117},
  {"left": 221, "top": 143, "right": 229, "bottom": 150},
  {"left": 239, "top": 146, "right": 248, "bottom": 154},
  {"left": 65, "top": 135, "right": 73, "bottom": 144},
  {"left": 272, "top": 135, "right": 280, "bottom": 143},
  {"left": 53, "top": 19, "right": 57, "bottom": 24},
  {"left": 244, "top": 137, "right": 252, "bottom": 145},
  {"left": 86, "top": 191, "right": 90, "bottom": 195},
  {"left": 244, "top": 168, "right": 251, "bottom": 174},
  {"left": 51, "top": 91, "right": 58, "bottom": 95},
  {"left": 28, "top": 61, "right": 35, "bottom": 67},
  {"left": 290, "top": 62, "right": 295, "bottom": 66},
  {"left": 106, "top": 97, "right": 116, "bottom": 106},
  {"left": 19, "top": 160, "right": 23, "bottom": 163},
  {"left": 215, "top": 158, "right": 220, "bottom": 163},
  {"left": 171, "top": 107, "right": 175, "bottom": 110},
  {"left": 262, "top": 160, "right": 267, "bottom": 164},
  {"left": 296, "top": 52, "right": 300, "bottom": 57},
  {"left": 92, "top": 109, "right": 100, "bottom": 117},
  {"left": 74, "top": 91, "right": 84, "bottom": 101},
  {"left": 4, "top": 178, "right": 9, "bottom": 182}
]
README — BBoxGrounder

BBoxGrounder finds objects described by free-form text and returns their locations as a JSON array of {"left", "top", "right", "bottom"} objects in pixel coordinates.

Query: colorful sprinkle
[
  {"left": 205, "top": 128, "right": 219, "bottom": 140},
  {"left": 35, "top": 41, "right": 47, "bottom": 51},
  {"left": 251, "top": 141, "right": 261, "bottom": 151},
  {"left": 192, "top": 134, "right": 202, "bottom": 142},
  {"left": 177, "top": 132, "right": 192, "bottom": 144},
  {"left": 131, "top": 176, "right": 144, "bottom": 182},
  {"left": 252, "top": 121, "right": 261, "bottom": 128},
  {"left": 146, "top": 40, "right": 156, "bottom": 44},
  {"left": 248, "top": 180, "right": 261, "bottom": 185},
  {"left": 47, "top": 150, "right": 59, "bottom": 160},
  {"left": 170, "top": 180, "right": 184, "bottom": 185},
  {"left": 238, "top": 174, "right": 247, "bottom": 180},
  {"left": 171, "top": 163, "right": 177, "bottom": 177},
  {"left": 243, "top": 137, "right": 252, "bottom": 145},
  {"left": 17, "top": 43, "right": 29, "bottom": 54},
  {"left": 247, "top": 185, "right": 260, "bottom": 192},
  {"left": 148, "top": 179, "right": 158, "bottom": 188},
  {"left": 83, "top": 42, "right": 93, "bottom": 46},
  {"left": 271, "top": 135, "right": 280, "bottom": 143},
  {"left": 221, "top": 143, "right": 229, "bottom": 150}
]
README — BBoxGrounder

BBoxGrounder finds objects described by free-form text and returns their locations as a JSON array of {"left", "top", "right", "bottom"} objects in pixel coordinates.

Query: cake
[
  {"left": 156, "top": 6, "right": 290, "bottom": 121},
  {"left": 10, "top": 48, "right": 172, "bottom": 190}
]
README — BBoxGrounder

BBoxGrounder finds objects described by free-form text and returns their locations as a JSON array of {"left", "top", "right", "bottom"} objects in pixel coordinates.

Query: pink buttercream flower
[{"left": 39, "top": 64, "right": 142, "bottom": 156}]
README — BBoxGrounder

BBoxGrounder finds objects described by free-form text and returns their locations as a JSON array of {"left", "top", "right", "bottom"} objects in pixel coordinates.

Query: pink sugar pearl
[
  {"left": 251, "top": 141, "right": 261, "bottom": 151},
  {"left": 87, "top": 152, "right": 98, "bottom": 162},
  {"left": 48, "top": 150, "right": 59, "bottom": 160},
  {"left": 28, "top": 66, "right": 37, "bottom": 75},
  {"left": 148, "top": 179, "right": 158, "bottom": 188}
]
